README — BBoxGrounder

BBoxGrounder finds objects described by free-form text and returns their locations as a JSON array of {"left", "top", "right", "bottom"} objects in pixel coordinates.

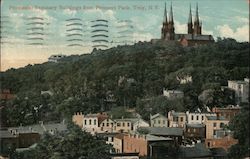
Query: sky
[{"left": 0, "top": 0, "right": 249, "bottom": 71}]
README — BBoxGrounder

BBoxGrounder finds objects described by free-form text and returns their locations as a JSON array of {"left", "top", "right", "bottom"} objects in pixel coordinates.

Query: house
[
  {"left": 48, "top": 54, "right": 66, "bottom": 63},
  {"left": 100, "top": 118, "right": 115, "bottom": 133},
  {"left": 212, "top": 105, "right": 241, "bottom": 121},
  {"left": 8, "top": 122, "right": 67, "bottom": 136},
  {"left": 123, "top": 133, "right": 174, "bottom": 158},
  {"left": 82, "top": 112, "right": 108, "bottom": 134},
  {"left": 186, "top": 111, "right": 216, "bottom": 125},
  {"left": 184, "top": 123, "right": 206, "bottom": 139},
  {"left": 113, "top": 133, "right": 126, "bottom": 153},
  {"left": 204, "top": 116, "right": 229, "bottom": 139},
  {"left": 72, "top": 112, "right": 84, "bottom": 128},
  {"left": 205, "top": 134, "right": 238, "bottom": 151},
  {"left": 228, "top": 78, "right": 249, "bottom": 104},
  {"left": 150, "top": 113, "right": 168, "bottom": 127},
  {"left": 96, "top": 132, "right": 119, "bottom": 146},
  {"left": 163, "top": 89, "right": 184, "bottom": 99},
  {"left": 113, "top": 118, "right": 149, "bottom": 133},
  {"left": 168, "top": 110, "right": 186, "bottom": 128},
  {"left": 0, "top": 89, "right": 15, "bottom": 100},
  {"left": 176, "top": 75, "right": 192, "bottom": 84}
]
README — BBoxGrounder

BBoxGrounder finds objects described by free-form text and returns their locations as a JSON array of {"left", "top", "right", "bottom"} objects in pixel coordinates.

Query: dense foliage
[
  {"left": 0, "top": 38, "right": 249, "bottom": 127},
  {"left": 228, "top": 103, "right": 250, "bottom": 158},
  {"left": 13, "top": 123, "right": 111, "bottom": 159}
]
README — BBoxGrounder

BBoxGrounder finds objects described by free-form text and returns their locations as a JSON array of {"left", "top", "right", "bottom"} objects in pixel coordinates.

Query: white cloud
[
  {"left": 216, "top": 24, "right": 249, "bottom": 42},
  {"left": 175, "top": 21, "right": 186, "bottom": 34},
  {"left": 234, "top": 16, "right": 249, "bottom": 24}
]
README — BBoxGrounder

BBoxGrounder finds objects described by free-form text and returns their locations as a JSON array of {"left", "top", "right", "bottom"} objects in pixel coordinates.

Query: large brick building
[{"left": 152, "top": 3, "right": 214, "bottom": 47}]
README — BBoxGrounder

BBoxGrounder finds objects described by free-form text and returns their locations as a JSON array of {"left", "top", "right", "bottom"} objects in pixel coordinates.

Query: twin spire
[
  {"left": 161, "top": 2, "right": 202, "bottom": 40},
  {"left": 188, "top": 3, "right": 200, "bottom": 25},
  {"left": 163, "top": 2, "right": 174, "bottom": 24}
]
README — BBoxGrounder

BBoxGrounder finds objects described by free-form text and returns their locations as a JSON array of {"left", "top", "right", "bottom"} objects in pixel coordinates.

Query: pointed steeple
[
  {"left": 169, "top": 2, "right": 174, "bottom": 23},
  {"left": 187, "top": 4, "right": 193, "bottom": 34},
  {"left": 195, "top": 2, "right": 199, "bottom": 24},
  {"left": 164, "top": 2, "right": 168, "bottom": 23},
  {"left": 188, "top": 4, "right": 192, "bottom": 24}
]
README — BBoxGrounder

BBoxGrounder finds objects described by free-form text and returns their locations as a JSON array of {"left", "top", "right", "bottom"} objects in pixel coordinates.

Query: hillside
[{"left": 0, "top": 38, "right": 249, "bottom": 126}]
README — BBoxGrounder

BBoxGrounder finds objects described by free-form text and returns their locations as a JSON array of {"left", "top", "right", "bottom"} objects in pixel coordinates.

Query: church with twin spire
[{"left": 152, "top": 3, "right": 214, "bottom": 47}]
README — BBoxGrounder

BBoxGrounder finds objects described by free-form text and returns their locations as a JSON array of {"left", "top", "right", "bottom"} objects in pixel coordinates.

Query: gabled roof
[
  {"left": 175, "top": 34, "right": 214, "bottom": 41},
  {"left": 207, "top": 116, "right": 227, "bottom": 121},
  {"left": 186, "top": 123, "right": 205, "bottom": 128},
  {"left": 114, "top": 133, "right": 126, "bottom": 140},
  {"left": 150, "top": 113, "right": 167, "bottom": 120},
  {"left": 140, "top": 127, "right": 183, "bottom": 136},
  {"left": 146, "top": 134, "right": 172, "bottom": 141},
  {"left": 8, "top": 122, "right": 67, "bottom": 135},
  {"left": 0, "top": 130, "right": 17, "bottom": 138}
]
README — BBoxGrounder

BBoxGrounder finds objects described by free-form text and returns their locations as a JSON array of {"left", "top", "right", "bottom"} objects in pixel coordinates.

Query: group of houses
[{"left": 72, "top": 104, "right": 240, "bottom": 158}]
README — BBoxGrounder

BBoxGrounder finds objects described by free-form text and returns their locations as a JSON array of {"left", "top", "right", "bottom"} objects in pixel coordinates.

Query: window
[
  {"left": 220, "top": 123, "right": 224, "bottom": 128},
  {"left": 196, "top": 116, "right": 199, "bottom": 120},
  {"left": 158, "top": 120, "right": 161, "bottom": 124},
  {"left": 107, "top": 123, "right": 109, "bottom": 127},
  {"left": 213, "top": 123, "right": 217, "bottom": 127},
  {"left": 202, "top": 116, "right": 204, "bottom": 120},
  {"left": 127, "top": 123, "right": 130, "bottom": 127},
  {"left": 102, "top": 123, "right": 105, "bottom": 126},
  {"left": 208, "top": 142, "right": 210, "bottom": 147},
  {"left": 163, "top": 120, "right": 165, "bottom": 124},
  {"left": 191, "top": 115, "right": 194, "bottom": 120},
  {"left": 213, "top": 130, "right": 216, "bottom": 136},
  {"left": 122, "top": 122, "right": 125, "bottom": 127},
  {"left": 180, "top": 117, "right": 183, "bottom": 122},
  {"left": 94, "top": 119, "right": 96, "bottom": 125},
  {"left": 89, "top": 119, "right": 92, "bottom": 125},
  {"left": 84, "top": 120, "right": 87, "bottom": 125},
  {"left": 117, "top": 123, "right": 121, "bottom": 127}
]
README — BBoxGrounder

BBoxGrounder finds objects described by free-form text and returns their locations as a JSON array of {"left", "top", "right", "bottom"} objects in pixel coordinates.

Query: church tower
[
  {"left": 187, "top": 4, "right": 193, "bottom": 34},
  {"left": 193, "top": 3, "right": 202, "bottom": 35},
  {"left": 161, "top": 2, "right": 168, "bottom": 39},
  {"left": 161, "top": 2, "right": 175, "bottom": 40},
  {"left": 167, "top": 2, "right": 175, "bottom": 40}
]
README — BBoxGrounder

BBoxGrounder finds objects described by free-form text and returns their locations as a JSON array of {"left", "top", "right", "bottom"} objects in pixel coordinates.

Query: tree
[
  {"left": 14, "top": 123, "right": 111, "bottom": 159},
  {"left": 228, "top": 104, "right": 250, "bottom": 158}
]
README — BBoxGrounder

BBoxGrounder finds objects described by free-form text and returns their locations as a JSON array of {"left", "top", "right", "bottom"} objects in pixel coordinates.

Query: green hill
[{"left": 1, "top": 38, "right": 249, "bottom": 126}]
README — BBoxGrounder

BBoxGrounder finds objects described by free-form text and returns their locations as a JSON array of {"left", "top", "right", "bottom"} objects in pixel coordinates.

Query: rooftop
[
  {"left": 139, "top": 127, "right": 183, "bottom": 136},
  {"left": 186, "top": 123, "right": 205, "bottom": 128},
  {"left": 179, "top": 143, "right": 212, "bottom": 158},
  {"left": 0, "top": 129, "right": 17, "bottom": 138},
  {"left": 206, "top": 116, "right": 227, "bottom": 121},
  {"left": 150, "top": 113, "right": 167, "bottom": 120}
]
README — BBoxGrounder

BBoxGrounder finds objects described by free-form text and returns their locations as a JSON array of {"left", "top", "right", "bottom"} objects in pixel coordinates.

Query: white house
[
  {"left": 82, "top": 113, "right": 108, "bottom": 134},
  {"left": 186, "top": 111, "right": 217, "bottom": 125},
  {"left": 176, "top": 75, "right": 192, "bottom": 84},
  {"left": 163, "top": 89, "right": 184, "bottom": 99},
  {"left": 150, "top": 113, "right": 168, "bottom": 127},
  {"left": 228, "top": 78, "right": 249, "bottom": 104},
  {"left": 48, "top": 54, "right": 66, "bottom": 63},
  {"left": 100, "top": 118, "right": 115, "bottom": 133}
]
